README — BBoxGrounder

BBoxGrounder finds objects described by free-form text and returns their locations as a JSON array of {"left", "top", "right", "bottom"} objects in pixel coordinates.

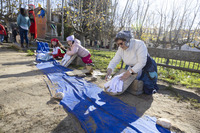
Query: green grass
[
  {"left": 89, "top": 49, "right": 125, "bottom": 72},
  {"left": 26, "top": 50, "right": 35, "bottom": 56},
  {"left": 158, "top": 66, "right": 200, "bottom": 89}
]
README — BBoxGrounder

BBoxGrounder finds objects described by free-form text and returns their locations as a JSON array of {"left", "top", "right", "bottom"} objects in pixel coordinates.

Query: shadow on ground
[
  {"left": 157, "top": 83, "right": 200, "bottom": 102},
  {"left": 52, "top": 113, "right": 85, "bottom": 133},
  {"left": 0, "top": 69, "right": 42, "bottom": 78}
]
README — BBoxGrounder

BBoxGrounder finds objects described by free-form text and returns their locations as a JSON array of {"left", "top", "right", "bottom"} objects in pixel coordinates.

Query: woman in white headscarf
[
  {"left": 66, "top": 35, "right": 93, "bottom": 65},
  {"left": 105, "top": 31, "right": 158, "bottom": 95}
]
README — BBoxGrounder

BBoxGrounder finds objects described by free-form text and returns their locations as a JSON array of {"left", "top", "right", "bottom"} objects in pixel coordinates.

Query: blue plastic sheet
[
  {"left": 37, "top": 61, "right": 172, "bottom": 133},
  {"left": 37, "top": 42, "right": 50, "bottom": 53},
  {"left": 36, "top": 42, "right": 54, "bottom": 62}
]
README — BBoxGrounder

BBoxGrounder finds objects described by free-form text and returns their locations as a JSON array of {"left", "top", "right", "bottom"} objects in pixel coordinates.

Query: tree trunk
[
  {"left": 109, "top": 39, "right": 113, "bottom": 51},
  {"left": 80, "top": 35, "right": 85, "bottom": 47},
  {"left": 19, "top": 0, "right": 21, "bottom": 9},
  {"left": 1, "top": 0, "right": 2, "bottom": 15}
]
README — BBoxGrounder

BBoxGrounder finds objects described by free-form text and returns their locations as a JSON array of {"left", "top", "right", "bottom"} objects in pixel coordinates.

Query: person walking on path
[{"left": 17, "top": 8, "right": 31, "bottom": 48}]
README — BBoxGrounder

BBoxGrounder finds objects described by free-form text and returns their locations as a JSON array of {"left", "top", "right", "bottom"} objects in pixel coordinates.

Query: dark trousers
[
  {"left": 13, "top": 35, "right": 17, "bottom": 42},
  {"left": 19, "top": 27, "right": 29, "bottom": 47}
]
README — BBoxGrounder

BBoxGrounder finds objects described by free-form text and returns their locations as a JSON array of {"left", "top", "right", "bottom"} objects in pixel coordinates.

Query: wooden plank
[
  {"left": 66, "top": 69, "right": 90, "bottom": 77},
  {"left": 62, "top": 54, "right": 77, "bottom": 68}
]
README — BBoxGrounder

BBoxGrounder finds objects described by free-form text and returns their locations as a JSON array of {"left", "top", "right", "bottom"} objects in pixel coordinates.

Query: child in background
[
  {"left": 0, "top": 23, "right": 7, "bottom": 45},
  {"left": 66, "top": 35, "right": 93, "bottom": 65},
  {"left": 49, "top": 38, "right": 66, "bottom": 59}
]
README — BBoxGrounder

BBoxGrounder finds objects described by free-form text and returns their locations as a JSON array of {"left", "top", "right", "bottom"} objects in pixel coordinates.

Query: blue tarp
[
  {"left": 37, "top": 61, "right": 172, "bottom": 133},
  {"left": 36, "top": 42, "right": 50, "bottom": 53},
  {"left": 35, "top": 42, "right": 54, "bottom": 62}
]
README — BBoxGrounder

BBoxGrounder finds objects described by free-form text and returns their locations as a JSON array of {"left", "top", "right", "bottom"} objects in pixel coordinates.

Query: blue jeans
[
  {"left": 0, "top": 34, "right": 4, "bottom": 43},
  {"left": 19, "top": 27, "right": 29, "bottom": 47}
]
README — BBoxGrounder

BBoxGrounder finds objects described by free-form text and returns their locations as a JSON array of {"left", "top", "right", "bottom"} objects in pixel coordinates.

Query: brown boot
[{"left": 127, "top": 80, "right": 144, "bottom": 95}]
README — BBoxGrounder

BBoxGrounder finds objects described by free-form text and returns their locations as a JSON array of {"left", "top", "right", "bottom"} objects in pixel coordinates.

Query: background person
[
  {"left": 17, "top": 8, "right": 31, "bottom": 48},
  {"left": 37, "top": 3, "right": 45, "bottom": 18},
  {"left": 28, "top": 4, "right": 37, "bottom": 39},
  {"left": 12, "top": 27, "right": 18, "bottom": 43},
  {"left": 49, "top": 38, "right": 66, "bottom": 59},
  {"left": 4, "top": 26, "right": 9, "bottom": 43},
  {"left": 105, "top": 31, "right": 159, "bottom": 95},
  {"left": 0, "top": 23, "right": 7, "bottom": 45}
]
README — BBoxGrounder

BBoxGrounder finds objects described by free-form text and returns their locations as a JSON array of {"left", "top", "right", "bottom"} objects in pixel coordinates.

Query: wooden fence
[{"left": 148, "top": 48, "right": 200, "bottom": 74}]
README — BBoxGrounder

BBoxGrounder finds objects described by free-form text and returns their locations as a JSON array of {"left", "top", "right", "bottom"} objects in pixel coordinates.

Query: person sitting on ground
[
  {"left": 66, "top": 35, "right": 93, "bottom": 65},
  {"left": 105, "top": 31, "right": 159, "bottom": 95},
  {"left": 0, "top": 23, "right": 7, "bottom": 45},
  {"left": 48, "top": 38, "right": 66, "bottom": 59}
]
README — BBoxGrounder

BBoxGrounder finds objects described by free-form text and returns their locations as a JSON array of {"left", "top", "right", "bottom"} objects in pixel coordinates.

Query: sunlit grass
[
  {"left": 158, "top": 66, "right": 200, "bottom": 88},
  {"left": 26, "top": 50, "right": 35, "bottom": 56}
]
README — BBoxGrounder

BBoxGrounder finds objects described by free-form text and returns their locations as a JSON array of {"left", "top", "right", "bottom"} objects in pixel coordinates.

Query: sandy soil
[{"left": 0, "top": 44, "right": 199, "bottom": 133}]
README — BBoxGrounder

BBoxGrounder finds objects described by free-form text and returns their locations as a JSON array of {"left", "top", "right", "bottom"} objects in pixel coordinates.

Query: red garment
[
  {"left": 52, "top": 48, "right": 65, "bottom": 58},
  {"left": 51, "top": 38, "right": 65, "bottom": 58},
  {"left": 29, "top": 9, "right": 37, "bottom": 38},
  {"left": 0, "top": 24, "right": 7, "bottom": 36},
  {"left": 81, "top": 54, "right": 92, "bottom": 64}
]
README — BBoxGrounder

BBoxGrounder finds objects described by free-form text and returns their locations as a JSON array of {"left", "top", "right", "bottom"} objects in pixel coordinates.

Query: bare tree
[
  {"left": 131, "top": 0, "right": 150, "bottom": 40},
  {"left": 149, "top": 0, "right": 200, "bottom": 49},
  {"left": 66, "top": 0, "right": 112, "bottom": 46},
  {"left": 106, "top": 0, "right": 136, "bottom": 50}
]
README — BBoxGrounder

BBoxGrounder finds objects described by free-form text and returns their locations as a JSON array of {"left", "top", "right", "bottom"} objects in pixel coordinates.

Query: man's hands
[
  {"left": 119, "top": 70, "right": 131, "bottom": 81},
  {"left": 105, "top": 68, "right": 112, "bottom": 81}
]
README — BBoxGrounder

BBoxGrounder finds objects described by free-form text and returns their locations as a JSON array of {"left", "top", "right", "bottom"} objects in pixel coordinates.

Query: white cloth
[
  {"left": 20, "top": 25, "right": 28, "bottom": 30},
  {"left": 60, "top": 54, "right": 71, "bottom": 66},
  {"left": 37, "top": 53, "right": 52, "bottom": 61},
  {"left": 104, "top": 73, "right": 124, "bottom": 94},
  {"left": 66, "top": 35, "right": 75, "bottom": 41},
  {"left": 107, "top": 39, "right": 148, "bottom": 73},
  {"left": 52, "top": 47, "right": 60, "bottom": 55}
]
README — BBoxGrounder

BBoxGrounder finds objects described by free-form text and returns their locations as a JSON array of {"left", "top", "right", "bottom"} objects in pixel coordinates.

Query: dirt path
[
  {"left": 0, "top": 44, "right": 83, "bottom": 133},
  {"left": 0, "top": 44, "right": 199, "bottom": 133}
]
